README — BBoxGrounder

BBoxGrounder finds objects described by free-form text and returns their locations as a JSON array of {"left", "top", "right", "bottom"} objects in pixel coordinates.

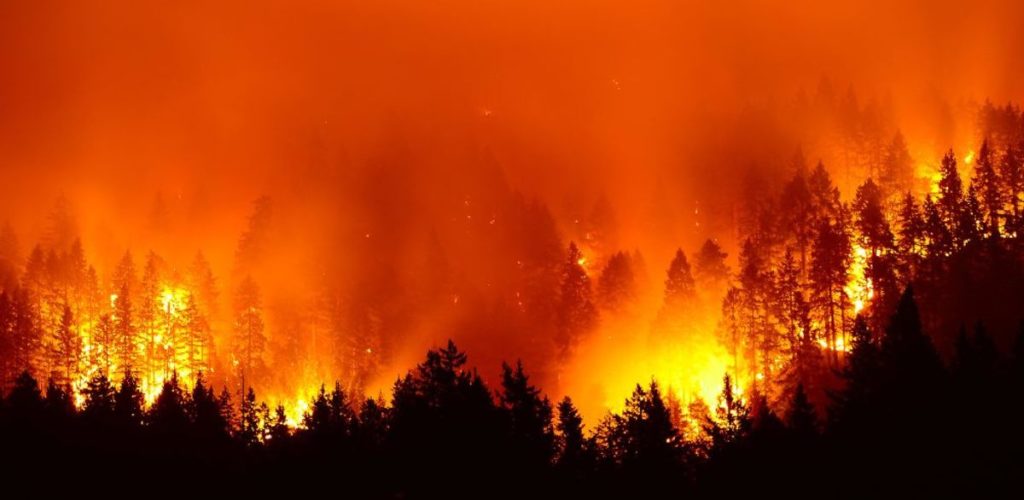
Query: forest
[
  {"left": 3, "top": 0, "right": 1024, "bottom": 496},
  {"left": 2, "top": 102, "right": 1024, "bottom": 495}
]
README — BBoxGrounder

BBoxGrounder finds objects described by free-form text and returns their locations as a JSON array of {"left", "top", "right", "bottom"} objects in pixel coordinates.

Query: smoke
[{"left": 1, "top": 0, "right": 1023, "bottom": 412}]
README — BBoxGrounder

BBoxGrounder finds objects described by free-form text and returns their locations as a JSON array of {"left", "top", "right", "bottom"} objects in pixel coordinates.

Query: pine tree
[
  {"left": 879, "top": 132, "right": 914, "bottom": 200},
  {"left": 596, "top": 251, "right": 636, "bottom": 312},
  {"left": 775, "top": 249, "right": 807, "bottom": 355},
  {"left": 138, "top": 252, "right": 162, "bottom": 385},
  {"left": 998, "top": 143, "right": 1023, "bottom": 234},
  {"left": 114, "top": 370, "right": 145, "bottom": 427},
  {"left": 706, "top": 374, "right": 750, "bottom": 447},
  {"left": 895, "top": 192, "right": 924, "bottom": 277},
  {"left": 235, "top": 195, "right": 273, "bottom": 273},
  {"left": 808, "top": 161, "right": 840, "bottom": 222},
  {"left": 499, "top": 360, "right": 555, "bottom": 466},
  {"left": 43, "top": 378, "right": 75, "bottom": 420},
  {"left": 832, "top": 315, "right": 880, "bottom": 429},
  {"left": 10, "top": 287, "right": 41, "bottom": 377},
  {"left": 180, "top": 293, "right": 210, "bottom": 381},
  {"left": 148, "top": 372, "right": 188, "bottom": 434},
  {"left": 922, "top": 195, "right": 952, "bottom": 258},
  {"left": 853, "top": 178, "right": 894, "bottom": 255},
  {"left": 190, "top": 372, "right": 229, "bottom": 440},
  {"left": 780, "top": 163, "right": 814, "bottom": 275},
  {"left": 612, "top": 382, "right": 682, "bottom": 473},
  {"left": 555, "top": 243, "right": 597, "bottom": 358},
  {"left": 303, "top": 384, "right": 333, "bottom": 434},
  {"left": 113, "top": 282, "right": 136, "bottom": 376},
  {"left": 664, "top": 248, "right": 696, "bottom": 306},
  {"left": 268, "top": 404, "right": 291, "bottom": 444},
  {"left": 92, "top": 314, "right": 115, "bottom": 376},
  {"left": 239, "top": 387, "right": 261, "bottom": 446},
  {"left": 0, "top": 291, "right": 15, "bottom": 390},
  {"left": 6, "top": 370, "right": 43, "bottom": 419},
  {"left": 232, "top": 275, "right": 266, "bottom": 386},
  {"left": 937, "top": 150, "right": 964, "bottom": 236},
  {"left": 82, "top": 371, "right": 116, "bottom": 421},
  {"left": 810, "top": 216, "right": 851, "bottom": 363},
  {"left": 355, "top": 397, "right": 388, "bottom": 450},
  {"left": 694, "top": 239, "right": 730, "bottom": 288},
  {"left": 49, "top": 304, "right": 80, "bottom": 387},
  {"left": 958, "top": 183, "right": 984, "bottom": 245},
  {"left": 785, "top": 383, "right": 817, "bottom": 438},
  {"left": 328, "top": 381, "right": 356, "bottom": 437},
  {"left": 972, "top": 139, "right": 1002, "bottom": 237},
  {"left": 879, "top": 287, "right": 945, "bottom": 395},
  {"left": 555, "top": 396, "right": 588, "bottom": 471},
  {"left": 188, "top": 251, "right": 219, "bottom": 320},
  {"left": 217, "top": 387, "right": 236, "bottom": 432}
]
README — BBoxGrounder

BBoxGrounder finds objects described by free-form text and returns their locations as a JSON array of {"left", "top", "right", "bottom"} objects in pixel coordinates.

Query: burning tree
[{"left": 232, "top": 276, "right": 266, "bottom": 388}]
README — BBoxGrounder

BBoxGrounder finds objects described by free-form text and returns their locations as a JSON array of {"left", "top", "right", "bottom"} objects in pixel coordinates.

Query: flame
[{"left": 845, "top": 245, "right": 873, "bottom": 316}]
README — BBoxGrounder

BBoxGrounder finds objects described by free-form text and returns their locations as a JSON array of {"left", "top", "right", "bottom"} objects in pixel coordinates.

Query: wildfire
[{"left": 845, "top": 245, "right": 874, "bottom": 315}]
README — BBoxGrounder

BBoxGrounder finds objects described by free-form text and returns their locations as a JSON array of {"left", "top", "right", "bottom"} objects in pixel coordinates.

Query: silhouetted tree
[
  {"left": 706, "top": 374, "right": 751, "bottom": 448},
  {"left": 785, "top": 383, "right": 817, "bottom": 439},
  {"left": 596, "top": 251, "right": 636, "bottom": 312},
  {"left": 896, "top": 193, "right": 927, "bottom": 265},
  {"left": 232, "top": 275, "right": 266, "bottom": 387},
  {"left": 239, "top": 387, "right": 261, "bottom": 447},
  {"left": 113, "top": 282, "right": 136, "bottom": 375},
  {"left": 555, "top": 396, "right": 589, "bottom": 473},
  {"left": 149, "top": 372, "right": 189, "bottom": 435},
  {"left": 810, "top": 215, "right": 851, "bottom": 364},
  {"left": 998, "top": 142, "right": 1023, "bottom": 235},
  {"left": 6, "top": 371, "right": 43, "bottom": 422},
  {"left": 664, "top": 248, "right": 696, "bottom": 306},
  {"left": 937, "top": 150, "right": 964, "bottom": 242},
  {"left": 879, "top": 132, "right": 914, "bottom": 200},
  {"left": 49, "top": 304, "right": 80, "bottom": 387},
  {"left": 973, "top": 139, "right": 1002, "bottom": 237},
  {"left": 82, "top": 372, "right": 116, "bottom": 422},
  {"left": 43, "top": 379, "right": 75, "bottom": 420},
  {"left": 922, "top": 195, "right": 952, "bottom": 258},
  {"left": 555, "top": 243, "right": 597, "bottom": 358},
  {"left": 694, "top": 239, "right": 730, "bottom": 288},
  {"left": 780, "top": 162, "right": 814, "bottom": 274},
  {"left": 190, "top": 372, "right": 229, "bottom": 441},
  {"left": 114, "top": 370, "right": 145, "bottom": 428},
  {"left": 499, "top": 360, "right": 555, "bottom": 468}
]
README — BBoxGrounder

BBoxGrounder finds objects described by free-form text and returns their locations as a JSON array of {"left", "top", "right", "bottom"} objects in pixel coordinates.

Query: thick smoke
[{"left": 1, "top": 0, "right": 1022, "bottom": 414}]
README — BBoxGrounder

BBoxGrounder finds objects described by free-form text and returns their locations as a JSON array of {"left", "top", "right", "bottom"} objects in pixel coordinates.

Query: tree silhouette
[
  {"left": 82, "top": 372, "right": 116, "bottom": 422},
  {"left": 785, "top": 383, "right": 817, "bottom": 439},
  {"left": 499, "top": 360, "right": 555, "bottom": 468},
  {"left": 232, "top": 275, "right": 266, "bottom": 388},
  {"left": 596, "top": 251, "right": 636, "bottom": 312},
  {"left": 555, "top": 396, "right": 589, "bottom": 473},
  {"left": 555, "top": 242, "right": 597, "bottom": 358},
  {"left": 49, "top": 304, "right": 80, "bottom": 387},
  {"left": 706, "top": 374, "right": 750, "bottom": 448},
  {"left": 190, "top": 372, "right": 229, "bottom": 441},
  {"left": 973, "top": 139, "right": 1003, "bottom": 237},
  {"left": 694, "top": 239, "right": 729, "bottom": 288},
  {"left": 114, "top": 370, "right": 145, "bottom": 428},
  {"left": 148, "top": 372, "right": 188, "bottom": 435}
]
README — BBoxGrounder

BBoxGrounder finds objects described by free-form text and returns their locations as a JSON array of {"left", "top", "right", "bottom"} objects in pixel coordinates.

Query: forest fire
[{"left": 2, "top": 0, "right": 1024, "bottom": 494}]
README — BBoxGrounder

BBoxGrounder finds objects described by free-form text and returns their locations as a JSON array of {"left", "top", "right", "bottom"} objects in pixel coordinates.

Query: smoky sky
[
  {"left": 2, "top": 0, "right": 1023, "bottom": 412},
  {"left": 1, "top": 0, "right": 1021, "bottom": 294}
]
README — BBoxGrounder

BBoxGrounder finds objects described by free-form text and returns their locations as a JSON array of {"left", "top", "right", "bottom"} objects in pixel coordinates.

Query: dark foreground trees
[{"left": 2, "top": 296, "right": 1024, "bottom": 497}]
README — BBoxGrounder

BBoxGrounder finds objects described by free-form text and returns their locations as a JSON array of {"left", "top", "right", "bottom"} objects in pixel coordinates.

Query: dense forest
[{"left": 2, "top": 101, "right": 1024, "bottom": 495}]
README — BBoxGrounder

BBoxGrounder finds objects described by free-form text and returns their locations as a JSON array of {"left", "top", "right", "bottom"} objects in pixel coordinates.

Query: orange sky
[{"left": 2, "top": 0, "right": 1023, "bottom": 413}]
